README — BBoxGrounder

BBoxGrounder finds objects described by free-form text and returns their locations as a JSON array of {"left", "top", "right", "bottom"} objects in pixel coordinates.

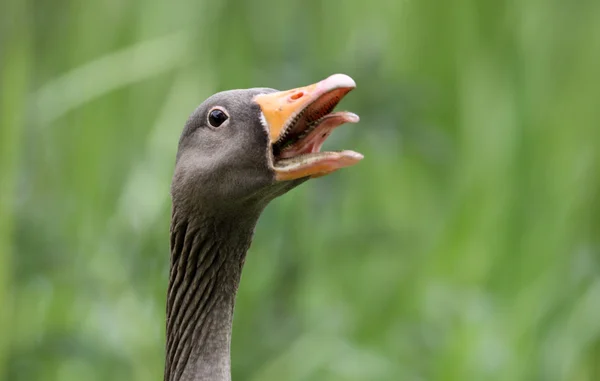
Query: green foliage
[{"left": 1, "top": 0, "right": 600, "bottom": 380}]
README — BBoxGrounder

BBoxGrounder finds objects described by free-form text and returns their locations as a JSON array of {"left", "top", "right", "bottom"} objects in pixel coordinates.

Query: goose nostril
[{"left": 290, "top": 92, "right": 304, "bottom": 101}]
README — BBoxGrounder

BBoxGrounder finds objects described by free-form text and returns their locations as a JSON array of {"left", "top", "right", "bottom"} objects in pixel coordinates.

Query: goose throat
[{"left": 164, "top": 209, "right": 259, "bottom": 381}]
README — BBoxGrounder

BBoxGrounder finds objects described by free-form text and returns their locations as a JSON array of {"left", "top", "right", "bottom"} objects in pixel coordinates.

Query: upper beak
[{"left": 254, "top": 74, "right": 357, "bottom": 143}]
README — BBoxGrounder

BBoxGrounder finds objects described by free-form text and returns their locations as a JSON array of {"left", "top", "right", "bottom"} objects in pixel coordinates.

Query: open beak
[{"left": 254, "top": 74, "right": 363, "bottom": 181}]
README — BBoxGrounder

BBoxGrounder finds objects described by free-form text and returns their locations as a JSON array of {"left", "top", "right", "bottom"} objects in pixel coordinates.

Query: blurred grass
[{"left": 1, "top": 0, "right": 600, "bottom": 380}]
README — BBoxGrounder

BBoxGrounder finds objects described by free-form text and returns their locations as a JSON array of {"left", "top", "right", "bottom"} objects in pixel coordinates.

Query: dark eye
[{"left": 208, "top": 108, "right": 228, "bottom": 127}]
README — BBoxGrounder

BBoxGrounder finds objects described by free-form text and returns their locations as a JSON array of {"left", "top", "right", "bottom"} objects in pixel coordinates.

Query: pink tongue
[{"left": 278, "top": 111, "right": 359, "bottom": 159}]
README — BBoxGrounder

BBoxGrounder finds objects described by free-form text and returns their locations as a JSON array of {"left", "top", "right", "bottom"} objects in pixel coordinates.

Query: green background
[{"left": 1, "top": 1, "right": 600, "bottom": 380}]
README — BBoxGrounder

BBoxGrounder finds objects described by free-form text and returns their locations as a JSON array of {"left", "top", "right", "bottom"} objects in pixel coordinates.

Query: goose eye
[{"left": 208, "top": 108, "right": 228, "bottom": 127}]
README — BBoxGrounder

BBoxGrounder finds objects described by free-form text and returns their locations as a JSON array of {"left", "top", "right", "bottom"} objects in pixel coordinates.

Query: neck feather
[{"left": 164, "top": 206, "right": 259, "bottom": 381}]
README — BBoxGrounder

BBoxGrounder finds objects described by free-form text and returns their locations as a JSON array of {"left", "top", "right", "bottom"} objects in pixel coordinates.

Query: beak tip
[
  {"left": 341, "top": 150, "right": 364, "bottom": 161},
  {"left": 325, "top": 74, "right": 356, "bottom": 89},
  {"left": 348, "top": 112, "right": 360, "bottom": 123}
]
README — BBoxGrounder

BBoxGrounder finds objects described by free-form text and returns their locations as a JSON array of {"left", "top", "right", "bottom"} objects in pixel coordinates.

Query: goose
[{"left": 165, "top": 74, "right": 362, "bottom": 381}]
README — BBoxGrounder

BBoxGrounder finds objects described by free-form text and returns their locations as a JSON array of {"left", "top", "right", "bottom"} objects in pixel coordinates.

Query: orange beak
[{"left": 254, "top": 74, "right": 363, "bottom": 181}]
